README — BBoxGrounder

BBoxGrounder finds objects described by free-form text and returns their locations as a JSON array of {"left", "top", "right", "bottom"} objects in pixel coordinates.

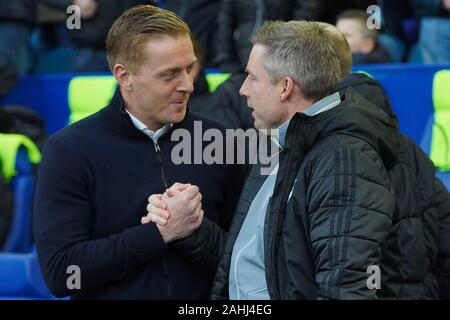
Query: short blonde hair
[
  {"left": 106, "top": 5, "right": 190, "bottom": 73},
  {"left": 337, "top": 9, "right": 378, "bottom": 41}
]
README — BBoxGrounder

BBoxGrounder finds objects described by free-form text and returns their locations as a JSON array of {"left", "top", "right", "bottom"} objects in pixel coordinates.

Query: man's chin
[{"left": 171, "top": 108, "right": 187, "bottom": 124}]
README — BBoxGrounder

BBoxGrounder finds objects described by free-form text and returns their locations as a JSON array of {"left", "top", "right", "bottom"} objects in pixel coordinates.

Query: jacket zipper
[
  {"left": 270, "top": 123, "right": 298, "bottom": 299},
  {"left": 153, "top": 141, "right": 168, "bottom": 189},
  {"left": 153, "top": 139, "right": 171, "bottom": 298}
]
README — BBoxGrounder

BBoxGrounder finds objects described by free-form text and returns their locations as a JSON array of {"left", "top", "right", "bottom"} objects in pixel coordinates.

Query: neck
[
  {"left": 286, "top": 96, "right": 314, "bottom": 118},
  {"left": 121, "top": 90, "right": 163, "bottom": 131}
]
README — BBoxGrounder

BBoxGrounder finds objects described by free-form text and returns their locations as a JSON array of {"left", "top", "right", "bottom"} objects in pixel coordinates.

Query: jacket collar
[
  {"left": 103, "top": 87, "right": 188, "bottom": 141},
  {"left": 284, "top": 87, "right": 398, "bottom": 170}
]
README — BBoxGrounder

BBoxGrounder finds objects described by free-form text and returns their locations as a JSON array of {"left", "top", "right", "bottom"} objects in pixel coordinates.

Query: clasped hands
[{"left": 141, "top": 183, "right": 204, "bottom": 243}]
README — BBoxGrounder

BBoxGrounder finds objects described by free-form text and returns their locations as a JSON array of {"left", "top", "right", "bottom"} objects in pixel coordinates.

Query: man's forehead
[{"left": 144, "top": 35, "right": 194, "bottom": 63}]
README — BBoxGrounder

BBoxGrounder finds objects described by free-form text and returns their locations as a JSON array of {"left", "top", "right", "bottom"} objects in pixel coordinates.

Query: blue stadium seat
[
  {"left": 419, "top": 70, "right": 450, "bottom": 191},
  {"left": 0, "top": 134, "right": 40, "bottom": 253},
  {"left": 0, "top": 248, "right": 52, "bottom": 299}
]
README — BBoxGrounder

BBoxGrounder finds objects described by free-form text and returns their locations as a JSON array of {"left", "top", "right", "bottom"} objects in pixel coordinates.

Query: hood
[
  {"left": 287, "top": 88, "right": 398, "bottom": 170},
  {"left": 338, "top": 73, "right": 399, "bottom": 128}
]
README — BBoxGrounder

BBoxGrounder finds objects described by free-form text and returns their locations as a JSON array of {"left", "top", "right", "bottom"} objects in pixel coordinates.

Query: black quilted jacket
[
  {"left": 173, "top": 88, "right": 399, "bottom": 299},
  {"left": 339, "top": 73, "right": 450, "bottom": 299}
]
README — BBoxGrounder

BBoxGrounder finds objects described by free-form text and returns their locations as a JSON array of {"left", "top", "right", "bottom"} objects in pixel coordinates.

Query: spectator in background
[
  {"left": 336, "top": 9, "right": 392, "bottom": 64},
  {"left": 315, "top": 0, "right": 376, "bottom": 24},
  {"left": 189, "top": 72, "right": 253, "bottom": 130},
  {"left": 188, "top": 32, "right": 253, "bottom": 130},
  {"left": 410, "top": 0, "right": 450, "bottom": 63},
  {"left": 214, "top": 0, "right": 322, "bottom": 73},
  {"left": 41, "top": 0, "right": 146, "bottom": 72},
  {"left": 163, "top": 0, "right": 221, "bottom": 69},
  {"left": 377, "top": 0, "right": 413, "bottom": 62},
  {"left": 0, "top": 64, "right": 18, "bottom": 98},
  {"left": 0, "top": 0, "right": 37, "bottom": 76},
  {"left": 190, "top": 34, "right": 210, "bottom": 98}
]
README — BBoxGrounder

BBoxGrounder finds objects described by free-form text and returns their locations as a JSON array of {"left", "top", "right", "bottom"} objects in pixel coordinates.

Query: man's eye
[{"left": 164, "top": 73, "right": 176, "bottom": 80}]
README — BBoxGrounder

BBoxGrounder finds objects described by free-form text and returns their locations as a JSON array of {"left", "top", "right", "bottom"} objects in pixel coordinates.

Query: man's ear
[
  {"left": 113, "top": 64, "right": 132, "bottom": 91},
  {"left": 361, "top": 37, "right": 376, "bottom": 54},
  {"left": 280, "top": 77, "right": 295, "bottom": 102}
]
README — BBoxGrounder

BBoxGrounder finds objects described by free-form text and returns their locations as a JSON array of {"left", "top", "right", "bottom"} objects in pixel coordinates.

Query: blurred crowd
[{"left": 0, "top": 0, "right": 449, "bottom": 97}]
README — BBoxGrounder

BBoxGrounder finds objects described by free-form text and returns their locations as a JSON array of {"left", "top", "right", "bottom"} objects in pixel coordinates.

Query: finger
[
  {"left": 185, "top": 194, "right": 201, "bottom": 214},
  {"left": 194, "top": 202, "right": 202, "bottom": 216},
  {"left": 167, "top": 183, "right": 190, "bottom": 195},
  {"left": 148, "top": 193, "right": 162, "bottom": 202},
  {"left": 146, "top": 205, "right": 170, "bottom": 219},
  {"left": 165, "top": 188, "right": 177, "bottom": 197},
  {"left": 148, "top": 194, "right": 167, "bottom": 210},
  {"left": 182, "top": 185, "right": 200, "bottom": 200},
  {"left": 141, "top": 216, "right": 151, "bottom": 224},
  {"left": 149, "top": 213, "right": 168, "bottom": 226},
  {"left": 192, "top": 193, "right": 202, "bottom": 208},
  {"left": 171, "top": 182, "right": 190, "bottom": 190},
  {"left": 195, "top": 209, "right": 205, "bottom": 225}
]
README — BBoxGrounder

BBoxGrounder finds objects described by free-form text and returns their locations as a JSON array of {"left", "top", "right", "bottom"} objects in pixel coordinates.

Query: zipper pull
[{"left": 153, "top": 141, "right": 160, "bottom": 152}]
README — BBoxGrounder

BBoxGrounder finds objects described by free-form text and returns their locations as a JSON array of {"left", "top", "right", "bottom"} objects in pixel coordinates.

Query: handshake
[{"left": 141, "top": 183, "right": 204, "bottom": 243}]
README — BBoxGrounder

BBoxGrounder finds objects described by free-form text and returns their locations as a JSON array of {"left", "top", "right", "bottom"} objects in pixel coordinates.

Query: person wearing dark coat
[
  {"left": 33, "top": 5, "right": 245, "bottom": 299},
  {"left": 162, "top": 0, "right": 221, "bottom": 68},
  {"left": 189, "top": 73, "right": 253, "bottom": 130},
  {"left": 41, "top": 0, "right": 146, "bottom": 72},
  {"left": 339, "top": 73, "right": 450, "bottom": 299},
  {"left": 214, "top": 0, "right": 323, "bottom": 73},
  {"left": 149, "top": 21, "right": 450, "bottom": 300},
  {"left": 0, "top": 0, "right": 37, "bottom": 75},
  {"left": 410, "top": 0, "right": 450, "bottom": 63},
  {"left": 146, "top": 21, "right": 397, "bottom": 299},
  {"left": 326, "top": 22, "right": 450, "bottom": 299}
]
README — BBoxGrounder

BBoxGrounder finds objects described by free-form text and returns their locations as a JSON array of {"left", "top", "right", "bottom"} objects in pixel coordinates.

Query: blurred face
[
  {"left": 125, "top": 34, "right": 196, "bottom": 130},
  {"left": 336, "top": 18, "right": 369, "bottom": 53},
  {"left": 239, "top": 44, "right": 288, "bottom": 130}
]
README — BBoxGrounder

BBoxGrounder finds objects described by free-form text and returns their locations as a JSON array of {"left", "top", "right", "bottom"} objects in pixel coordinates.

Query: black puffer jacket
[
  {"left": 214, "top": 0, "right": 322, "bottom": 72},
  {"left": 339, "top": 73, "right": 450, "bottom": 299},
  {"left": 189, "top": 73, "right": 253, "bottom": 130},
  {"left": 174, "top": 88, "right": 398, "bottom": 299}
]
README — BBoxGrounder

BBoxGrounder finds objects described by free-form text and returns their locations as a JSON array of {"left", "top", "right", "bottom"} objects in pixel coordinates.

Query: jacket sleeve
[
  {"left": 169, "top": 217, "right": 228, "bottom": 274},
  {"left": 305, "top": 142, "right": 395, "bottom": 299},
  {"left": 213, "top": 0, "right": 240, "bottom": 72},
  {"left": 33, "top": 137, "right": 167, "bottom": 298},
  {"left": 434, "top": 178, "right": 450, "bottom": 298}
]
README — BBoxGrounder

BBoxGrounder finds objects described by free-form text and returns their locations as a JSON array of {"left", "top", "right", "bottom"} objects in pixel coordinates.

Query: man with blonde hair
[{"left": 33, "top": 5, "right": 244, "bottom": 299}]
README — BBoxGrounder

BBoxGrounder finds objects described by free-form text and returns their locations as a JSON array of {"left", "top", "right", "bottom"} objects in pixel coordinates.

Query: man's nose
[
  {"left": 239, "top": 80, "right": 248, "bottom": 97},
  {"left": 177, "top": 71, "right": 194, "bottom": 93}
]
